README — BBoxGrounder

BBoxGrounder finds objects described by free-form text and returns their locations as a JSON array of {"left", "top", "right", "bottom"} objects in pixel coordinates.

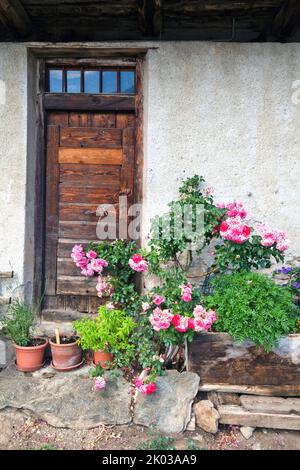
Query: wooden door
[{"left": 43, "top": 111, "right": 136, "bottom": 317}]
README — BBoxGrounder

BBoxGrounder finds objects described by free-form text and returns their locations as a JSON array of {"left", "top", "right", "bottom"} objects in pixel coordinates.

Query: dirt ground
[{"left": 0, "top": 408, "right": 299, "bottom": 451}]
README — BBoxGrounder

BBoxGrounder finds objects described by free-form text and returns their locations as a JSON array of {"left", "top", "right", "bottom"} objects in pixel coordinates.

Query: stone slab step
[{"left": 219, "top": 405, "right": 300, "bottom": 431}]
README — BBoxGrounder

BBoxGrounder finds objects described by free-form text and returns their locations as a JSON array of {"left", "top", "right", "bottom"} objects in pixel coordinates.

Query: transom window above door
[{"left": 48, "top": 68, "right": 136, "bottom": 94}]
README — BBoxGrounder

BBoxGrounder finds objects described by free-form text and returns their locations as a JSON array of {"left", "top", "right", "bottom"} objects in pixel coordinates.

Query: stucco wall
[
  {"left": 143, "top": 43, "right": 300, "bottom": 260},
  {"left": 1, "top": 41, "right": 300, "bottom": 305},
  {"left": 0, "top": 45, "right": 27, "bottom": 300}
]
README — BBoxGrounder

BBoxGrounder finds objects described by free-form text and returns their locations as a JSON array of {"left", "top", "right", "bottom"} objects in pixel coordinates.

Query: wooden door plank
[
  {"left": 59, "top": 203, "right": 119, "bottom": 222},
  {"left": 57, "top": 276, "right": 98, "bottom": 296},
  {"left": 68, "top": 112, "right": 89, "bottom": 127},
  {"left": 44, "top": 94, "right": 135, "bottom": 112},
  {"left": 116, "top": 114, "right": 135, "bottom": 129},
  {"left": 59, "top": 164, "right": 120, "bottom": 188},
  {"left": 60, "top": 128, "right": 122, "bottom": 148},
  {"left": 59, "top": 221, "right": 99, "bottom": 239},
  {"left": 47, "top": 112, "right": 68, "bottom": 126},
  {"left": 59, "top": 187, "right": 119, "bottom": 204},
  {"left": 58, "top": 147, "right": 123, "bottom": 164},
  {"left": 90, "top": 113, "right": 116, "bottom": 128},
  {"left": 45, "top": 125, "right": 60, "bottom": 295}
]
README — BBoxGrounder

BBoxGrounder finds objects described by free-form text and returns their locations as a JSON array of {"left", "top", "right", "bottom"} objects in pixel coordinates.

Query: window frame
[{"left": 46, "top": 65, "right": 136, "bottom": 95}]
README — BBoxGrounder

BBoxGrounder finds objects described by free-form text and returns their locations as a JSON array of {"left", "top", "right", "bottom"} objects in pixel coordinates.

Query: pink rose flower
[
  {"left": 149, "top": 308, "right": 173, "bottom": 331},
  {"left": 181, "top": 284, "right": 192, "bottom": 302},
  {"left": 153, "top": 294, "right": 165, "bottom": 306},
  {"left": 139, "top": 382, "right": 157, "bottom": 395},
  {"left": 172, "top": 315, "right": 189, "bottom": 332},
  {"left": 86, "top": 250, "right": 97, "bottom": 259},
  {"left": 129, "top": 255, "right": 149, "bottom": 273}
]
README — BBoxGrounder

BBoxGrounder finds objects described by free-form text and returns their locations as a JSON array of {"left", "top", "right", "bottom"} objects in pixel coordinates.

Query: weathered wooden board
[
  {"left": 188, "top": 332, "right": 300, "bottom": 388},
  {"left": 60, "top": 128, "right": 122, "bottom": 148},
  {"left": 219, "top": 405, "right": 300, "bottom": 430},
  {"left": 58, "top": 148, "right": 123, "bottom": 165}
]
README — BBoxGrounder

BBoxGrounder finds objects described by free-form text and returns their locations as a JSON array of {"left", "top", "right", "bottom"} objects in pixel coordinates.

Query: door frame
[{"left": 32, "top": 55, "right": 144, "bottom": 309}]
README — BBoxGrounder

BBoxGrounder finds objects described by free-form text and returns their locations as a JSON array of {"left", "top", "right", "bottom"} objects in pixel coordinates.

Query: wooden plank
[
  {"left": 272, "top": 0, "right": 300, "bottom": 40},
  {"left": 240, "top": 395, "right": 300, "bottom": 415},
  {"left": 90, "top": 113, "right": 116, "bottom": 128},
  {"left": 199, "top": 383, "right": 300, "bottom": 397},
  {"left": 57, "top": 258, "right": 82, "bottom": 277},
  {"left": 44, "top": 126, "right": 60, "bottom": 295},
  {"left": 0, "top": 0, "right": 31, "bottom": 37},
  {"left": 188, "top": 332, "right": 300, "bottom": 387},
  {"left": 47, "top": 112, "right": 68, "bottom": 126},
  {"left": 116, "top": 113, "right": 135, "bottom": 129},
  {"left": 44, "top": 94, "right": 135, "bottom": 112},
  {"left": 60, "top": 128, "right": 122, "bottom": 148},
  {"left": 59, "top": 187, "right": 118, "bottom": 204},
  {"left": 138, "top": 0, "right": 162, "bottom": 36},
  {"left": 65, "top": 295, "right": 89, "bottom": 313},
  {"left": 59, "top": 203, "right": 119, "bottom": 222},
  {"left": 59, "top": 221, "right": 99, "bottom": 239},
  {"left": 57, "top": 276, "right": 98, "bottom": 295},
  {"left": 43, "top": 294, "right": 66, "bottom": 311},
  {"left": 68, "top": 112, "right": 89, "bottom": 128},
  {"left": 58, "top": 148, "right": 123, "bottom": 165},
  {"left": 219, "top": 405, "right": 300, "bottom": 431},
  {"left": 59, "top": 163, "right": 120, "bottom": 188},
  {"left": 57, "top": 239, "right": 99, "bottom": 258},
  {"left": 0, "top": 271, "right": 13, "bottom": 278}
]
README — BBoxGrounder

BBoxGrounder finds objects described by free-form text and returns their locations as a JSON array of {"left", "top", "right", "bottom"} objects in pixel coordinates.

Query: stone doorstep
[{"left": 219, "top": 405, "right": 300, "bottom": 431}]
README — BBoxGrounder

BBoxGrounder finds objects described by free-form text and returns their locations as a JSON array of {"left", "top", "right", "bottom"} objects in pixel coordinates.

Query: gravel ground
[{"left": 0, "top": 408, "right": 299, "bottom": 451}]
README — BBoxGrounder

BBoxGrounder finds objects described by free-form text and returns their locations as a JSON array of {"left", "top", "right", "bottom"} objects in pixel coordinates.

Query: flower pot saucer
[
  {"left": 15, "top": 360, "right": 46, "bottom": 373},
  {"left": 50, "top": 359, "right": 84, "bottom": 372}
]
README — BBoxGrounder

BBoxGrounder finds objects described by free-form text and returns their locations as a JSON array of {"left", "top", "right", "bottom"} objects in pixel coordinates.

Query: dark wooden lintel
[
  {"left": 138, "top": 0, "right": 162, "bottom": 37},
  {"left": 43, "top": 93, "right": 135, "bottom": 112},
  {"left": 272, "top": 0, "right": 300, "bottom": 40},
  {"left": 0, "top": 0, "right": 31, "bottom": 37}
]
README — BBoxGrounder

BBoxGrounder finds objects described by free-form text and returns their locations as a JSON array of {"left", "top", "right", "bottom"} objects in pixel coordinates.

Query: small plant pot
[
  {"left": 14, "top": 337, "right": 48, "bottom": 372},
  {"left": 50, "top": 336, "right": 83, "bottom": 371},
  {"left": 93, "top": 350, "right": 112, "bottom": 369}
]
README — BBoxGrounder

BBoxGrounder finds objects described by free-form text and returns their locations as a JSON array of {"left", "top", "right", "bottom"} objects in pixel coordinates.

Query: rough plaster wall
[
  {"left": 0, "top": 45, "right": 27, "bottom": 299},
  {"left": 143, "top": 43, "right": 300, "bottom": 260}
]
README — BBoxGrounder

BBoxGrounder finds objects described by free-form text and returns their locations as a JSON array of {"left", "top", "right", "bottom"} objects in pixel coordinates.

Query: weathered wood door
[{"left": 43, "top": 111, "right": 136, "bottom": 317}]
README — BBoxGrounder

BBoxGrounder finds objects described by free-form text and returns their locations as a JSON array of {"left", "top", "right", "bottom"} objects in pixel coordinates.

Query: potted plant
[
  {"left": 49, "top": 328, "right": 83, "bottom": 371},
  {"left": 2, "top": 299, "right": 48, "bottom": 372},
  {"left": 73, "top": 305, "right": 136, "bottom": 368}
]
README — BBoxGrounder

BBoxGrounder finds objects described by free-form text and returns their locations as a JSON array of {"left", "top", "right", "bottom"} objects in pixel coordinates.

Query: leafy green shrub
[
  {"left": 2, "top": 299, "right": 35, "bottom": 346},
  {"left": 205, "top": 271, "right": 297, "bottom": 351},
  {"left": 73, "top": 306, "right": 136, "bottom": 354},
  {"left": 137, "top": 430, "right": 176, "bottom": 450}
]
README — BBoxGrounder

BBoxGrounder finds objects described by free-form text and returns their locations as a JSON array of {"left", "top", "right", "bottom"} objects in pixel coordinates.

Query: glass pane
[
  {"left": 102, "top": 71, "right": 117, "bottom": 94},
  {"left": 49, "top": 69, "right": 63, "bottom": 93},
  {"left": 84, "top": 70, "right": 100, "bottom": 93},
  {"left": 67, "top": 70, "right": 81, "bottom": 93},
  {"left": 120, "top": 71, "right": 135, "bottom": 94}
]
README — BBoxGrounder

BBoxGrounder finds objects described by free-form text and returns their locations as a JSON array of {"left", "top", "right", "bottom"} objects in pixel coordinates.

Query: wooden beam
[
  {"left": 44, "top": 94, "right": 135, "bottom": 112},
  {"left": 0, "top": 0, "right": 31, "bottom": 37},
  {"left": 272, "top": 0, "right": 300, "bottom": 41},
  {"left": 138, "top": 0, "right": 162, "bottom": 37}
]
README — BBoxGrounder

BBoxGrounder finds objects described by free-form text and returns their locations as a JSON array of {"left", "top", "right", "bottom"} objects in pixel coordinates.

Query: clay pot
[
  {"left": 93, "top": 350, "right": 113, "bottom": 368},
  {"left": 50, "top": 336, "right": 82, "bottom": 371},
  {"left": 14, "top": 337, "right": 48, "bottom": 372}
]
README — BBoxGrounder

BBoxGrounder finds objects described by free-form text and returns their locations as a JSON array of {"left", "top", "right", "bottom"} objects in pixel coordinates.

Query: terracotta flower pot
[
  {"left": 50, "top": 336, "right": 83, "bottom": 371},
  {"left": 14, "top": 337, "right": 48, "bottom": 372},
  {"left": 93, "top": 350, "right": 112, "bottom": 369}
]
